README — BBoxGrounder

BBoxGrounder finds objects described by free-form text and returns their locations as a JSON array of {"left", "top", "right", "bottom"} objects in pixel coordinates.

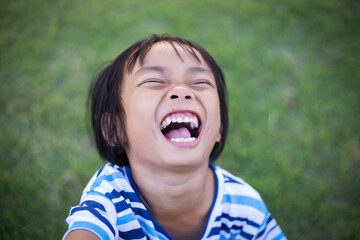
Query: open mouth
[{"left": 160, "top": 112, "right": 201, "bottom": 143}]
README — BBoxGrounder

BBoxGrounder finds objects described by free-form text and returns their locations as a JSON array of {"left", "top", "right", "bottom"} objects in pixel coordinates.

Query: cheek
[
  {"left": 123, "top": 93, "right": 158, "bottom": 139},
  {"left": 205, "top": 94, "right": 222, "bottom": 136},
  {"left": 209, "top": 94, "right": 221, "bottom": 121},
  {"left": 213, "top": 99, "right": 222, "bottom": 132}
]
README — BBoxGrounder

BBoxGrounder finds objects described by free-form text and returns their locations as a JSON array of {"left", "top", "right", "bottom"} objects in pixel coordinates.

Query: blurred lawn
[{"left": 1, "top": 0, "right": 359, "bottom": 239}]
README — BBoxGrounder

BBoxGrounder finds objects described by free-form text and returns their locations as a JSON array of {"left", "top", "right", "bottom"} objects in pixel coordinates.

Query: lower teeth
[{"left": 170, "top": 137, "right": 196, "bottom": 142}]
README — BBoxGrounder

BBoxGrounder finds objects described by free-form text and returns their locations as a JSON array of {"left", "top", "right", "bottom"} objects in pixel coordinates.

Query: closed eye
[
  {"left": 138, "top": 78, "right": 167, "bottom": 90},
  {"left": 138, "top": 78, "right": 166, "bottom": 86},
  {"left": 191, "top": 79, "right": 215, "bottom": 88}
]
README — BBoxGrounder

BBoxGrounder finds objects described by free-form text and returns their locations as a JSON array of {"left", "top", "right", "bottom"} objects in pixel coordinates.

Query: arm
[
  {"left": 63, "top": 165, "right": 122, "bottom": 240},
  {"left": 64, "top": 229, "right": 100, "bottom": 240}
]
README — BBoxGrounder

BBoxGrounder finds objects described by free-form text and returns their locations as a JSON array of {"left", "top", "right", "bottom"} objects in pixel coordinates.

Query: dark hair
[{"left": 88, "top": 34, "right": 228, "bottom": 166}]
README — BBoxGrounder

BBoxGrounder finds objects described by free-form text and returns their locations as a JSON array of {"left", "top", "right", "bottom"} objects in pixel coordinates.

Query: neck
[{"left": 129, "top": 162, "right": 215, "bottom": 239}]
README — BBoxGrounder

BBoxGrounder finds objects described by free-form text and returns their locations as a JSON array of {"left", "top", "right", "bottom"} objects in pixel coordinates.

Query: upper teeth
[{"left": 160, "top": 115, "right": 199, "bottom": 130}]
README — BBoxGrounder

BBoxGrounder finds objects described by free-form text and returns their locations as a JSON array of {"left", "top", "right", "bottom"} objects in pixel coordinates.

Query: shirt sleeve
[
  {"left": 219, "top": 167, "right": 287, "bottom": 240},
  {"left": 63, "top": 166, "right": 119, "bottom": 240},
  {"left": 253, "top": 212, "right": 286, "bottom": 240}
]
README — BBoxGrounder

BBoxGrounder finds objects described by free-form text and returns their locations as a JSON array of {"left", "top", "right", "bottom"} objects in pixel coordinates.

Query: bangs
[{"left": 126, "top": 35, "right": 202, "bottom": 74}]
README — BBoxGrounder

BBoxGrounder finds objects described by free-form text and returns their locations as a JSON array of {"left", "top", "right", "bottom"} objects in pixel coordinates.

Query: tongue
[{"left": 165, "top": 127, "right": 191, "bottom": 139}]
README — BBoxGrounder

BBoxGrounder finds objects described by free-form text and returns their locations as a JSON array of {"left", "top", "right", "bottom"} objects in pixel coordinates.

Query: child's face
[{"left": 121, "top": 42, "right": 221, "bottom": 169}]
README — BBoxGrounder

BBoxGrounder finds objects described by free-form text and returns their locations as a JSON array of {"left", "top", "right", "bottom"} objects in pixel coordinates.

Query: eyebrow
[
  {"left": 134, "top": 66, "right": 166, "bottom": 75},
  {"left": 186, "top": 67, "right": 212, "bottom": 75},
  {"left": 134, "top": 66, "right": 212, "bottom": 76}
]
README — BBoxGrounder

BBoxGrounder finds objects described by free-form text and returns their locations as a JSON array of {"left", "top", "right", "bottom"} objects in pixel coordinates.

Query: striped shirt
[{"left": 63, "top": 163, "right": 286, "bottom": 240}]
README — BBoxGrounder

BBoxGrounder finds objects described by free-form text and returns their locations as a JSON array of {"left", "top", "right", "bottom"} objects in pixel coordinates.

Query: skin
[
  {"left": 65, "top": 229, "right": 100, "bottom": 240},
  {"left": 65, "top": 42, "right": 221, "bottom": 240}
]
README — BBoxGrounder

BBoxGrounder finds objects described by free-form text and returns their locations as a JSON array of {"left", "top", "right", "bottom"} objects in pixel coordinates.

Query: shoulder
[
  {"left": 81, "top": 163, "right": 134, "bottom": 202},
  {"left": 211, "top": 165, "right": 286, "bottom": 239},
  {"left": 64, "top": 164, "right": 141, "bottom": 240},
  {"left": 213, "top": 165, "right": 262, "bottom": 201},
  {"left": 213, "top": 165, "right": 268, "bottom": 228}
]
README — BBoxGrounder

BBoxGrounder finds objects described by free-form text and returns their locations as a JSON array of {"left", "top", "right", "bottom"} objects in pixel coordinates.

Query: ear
[
  {"left": 101, "top": 113, "right": 117, "bottom": 147},
  {"left": 216, "top": 131, "right": 221, "bottom": 142}
]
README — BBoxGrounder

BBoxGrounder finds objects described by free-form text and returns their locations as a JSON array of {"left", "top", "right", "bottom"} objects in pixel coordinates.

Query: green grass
[{"left": 1, "top": 0, "right": 359, "bottom": 239}]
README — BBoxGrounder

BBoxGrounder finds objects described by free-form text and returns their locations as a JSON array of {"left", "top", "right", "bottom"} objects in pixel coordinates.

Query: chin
[{"left": 160, "top": 151, "right": 210, "bottom": 169}]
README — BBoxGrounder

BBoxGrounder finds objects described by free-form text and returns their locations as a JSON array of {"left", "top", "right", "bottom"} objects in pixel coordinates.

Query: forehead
[{"left": 132, "top": 42, "right": 210, "bottom": 72}]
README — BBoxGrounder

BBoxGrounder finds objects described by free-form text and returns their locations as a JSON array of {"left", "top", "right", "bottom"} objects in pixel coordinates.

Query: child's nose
[{"left": 168, "top": 86, "right": 194, "bottom": 100}]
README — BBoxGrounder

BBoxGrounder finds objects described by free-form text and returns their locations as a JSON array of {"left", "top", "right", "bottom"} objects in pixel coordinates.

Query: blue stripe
[
  {"left": 132, "top": 207, "right": 170, "bottom": 238},
  {"left": 223, "top": 174, "right": 243, "bottom": 184},
  {"left": 118, "top": 227, "right": 146, "bottom": 239},
  {"left": 117, "top": 212, "right": 137, "bottom": 225},
  {"left": 218, "top": 222, "right": 253, "bottom": 240},
  {"left": 132, "top": 207, "right": 153, "bottom": 222},
  {"left": 221, "top": 222, "right": 244, "bottom": 233},
  {"left": 137, "top": 218, "right": 159, "bottom": 238},
  {"left": 105, "top": 188, "right": 141, "bottom": 204},
  {"left": 217, "top": 213, "right": 260, "bottom": 228},
  {"left": 96, "top": 165, "right": 106, "bottom": 177},
  {"left": 209, "top": 214, "right": 260, "bottom": 238},
  {"left": 220, "top": 234, "right": 229, "bottom": 240},
  {"left": 222, "top": 195, "right": 268, "bottom": 214},
  {"left": 207, "top": 226, "right": 220, "bottom": 238},
  {"left": 239, "top": 229, "right": 253, "bottom": 239},
  {"left": 263, "top": 221, "right": 281, "bottom": 240},
  {"left": 68, "top": 221, "right": 111, "bottom": 240},
  {"left": 87, "top": 191, "right": 111, "bottom": 199},
  {"left": 114, "top": 199, "right": 131, "bottom": 212},
  {"left": 274, "top": 232, "right": 285, "bottom": 240},
  {"left": 90, "top": 172, "right": 125, "bottom": 191},
  {"left": 255, "top": 214, "right": 273, "bottom": 238},
  {"left": 127, "top": 192, "right": 142, "bottom": 202},
  {"left": 105, "top": 188, "right": 125, "bottom": 200},
  {"left": 81, "top": 200, "right": 106, "bottom": 211},
  {"left": 70, "top": 207, "right": 116, "bottom": 236}
]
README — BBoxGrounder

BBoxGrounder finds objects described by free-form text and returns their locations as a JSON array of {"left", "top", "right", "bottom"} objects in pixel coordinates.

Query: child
[{"left": 63, "top": 34, "right": 286, "bottom": 240}]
